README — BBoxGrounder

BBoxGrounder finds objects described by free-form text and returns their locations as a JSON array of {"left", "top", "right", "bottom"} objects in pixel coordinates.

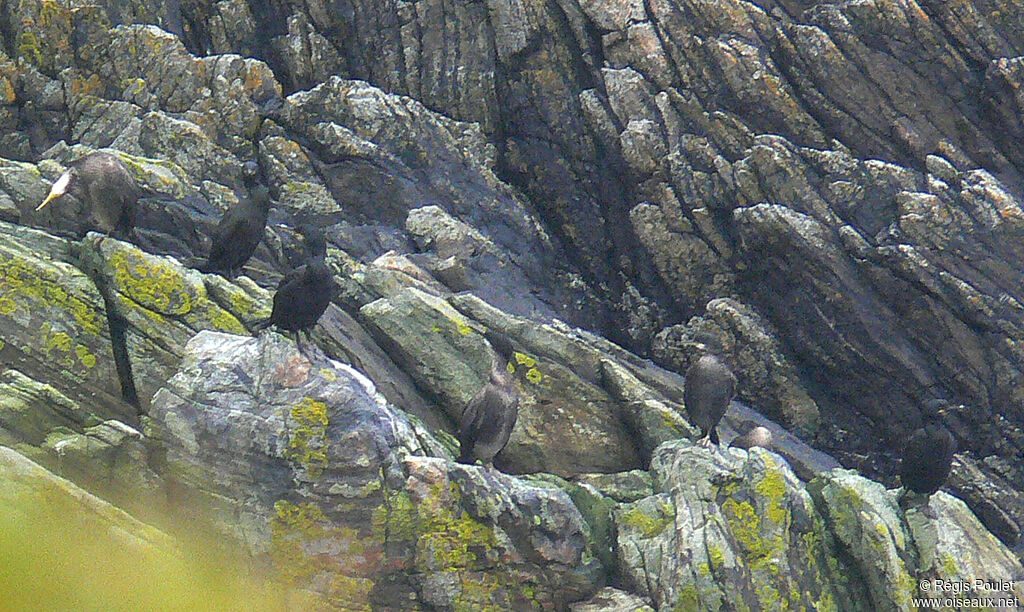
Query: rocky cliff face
[{"left": 1, "top": 0, "right": 1024, "bottom": 609}]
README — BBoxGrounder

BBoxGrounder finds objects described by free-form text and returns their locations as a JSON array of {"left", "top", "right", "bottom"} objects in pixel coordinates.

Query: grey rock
[
  {"left": 360, "top": 287, "right": 642, "bottom": 475},
  {"left": 569, "top": 587, "right": 654, "bottom": 612},
  {"left": 149, "top": 330, "right": 602, "bottom": 608},
  {"left": 618, "top": 442, "right": 1024, "bottom": 611}
]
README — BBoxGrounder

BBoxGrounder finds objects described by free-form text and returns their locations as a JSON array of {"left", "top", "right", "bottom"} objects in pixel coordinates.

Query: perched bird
[
  {"left": 899, "top": 399, "right": 956, "bottom": 517},
  {"left": 253, "top": 224, "right": 333, "bottom": 352},
  {"left": 200, "top": 161, "right": 272, "bottom": 277},
  {"left": 35, "top": 151, "right": 140, "bottom": 239},
  {"left": 730, "top": 425, "right": 773, "bottom": 451},
  {"left": 684, "top": 331, "right": 736, "bottom": 447},
  {"left": 458, "top": 331, "right": 520, "bottom": 470}
]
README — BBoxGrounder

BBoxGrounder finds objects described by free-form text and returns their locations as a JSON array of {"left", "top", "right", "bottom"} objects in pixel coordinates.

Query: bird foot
[{"left": 698, "top": 436, "right": 712, "bottom": 448}]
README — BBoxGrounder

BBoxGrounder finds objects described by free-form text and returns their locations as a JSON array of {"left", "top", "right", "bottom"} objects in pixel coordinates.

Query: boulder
[{"left": 149, "top": 330, "right": 603, "bottom": 608}]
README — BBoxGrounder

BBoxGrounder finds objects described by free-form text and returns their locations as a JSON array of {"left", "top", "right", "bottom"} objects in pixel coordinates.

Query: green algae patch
[
  {"left": 107, "top": 246, "right": 195, "bottom": 315},
  {"left": 513, "top": 352, "right": 536, "bottom": 368},
  {"left": 270, "top": 500, "right": 329, "bottom": 582},
  {"left": 372, "top": 489, "right": 419, "bottom": 543},
  {"left": 673, "top": 584, "right": 700, "bottom": 611},
  {"left": 413, "top": 482, "right": 500, "bottom": 571},
  {"left": 285, "top": 399, "right": 329, "bottom": 479},
  {"left": 722, "top": 494, "right": 787, "bottom": 578},
  {"left": 270, "top": 500, "right": 377, "bottom": 605},
  {"left": 74, "top": 344, "right": 97, "bottom": 368},
  {"left": 709, "top": 544, "right": 726, "bottom": 569},
  {"left": 0, "top": 247, "right": 104, "bottom": 337},
  {"left": 755, "top": 463, "right": 789, "bottom": 525},
  {"left": 620, "top": 503, "right": 672, "bottom": 538},
  {"left": 203, "top": 302, "right": 247, "bottom": 335},
  {"left": 327, "top": 575, "right": 373, "bottom": 612},
  {"left": 374, "top": 483, "right": 501, "bottom": 573},
  {"left": 367, "top": 479, "right": 555, "bottom": 608},
  {"left": 940, "top": 552, "right": 959, "bottom": 576}
]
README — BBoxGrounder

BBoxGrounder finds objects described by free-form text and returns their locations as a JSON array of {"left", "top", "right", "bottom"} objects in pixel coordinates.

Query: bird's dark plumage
[
  {"left": 900, "top": 400, "right": 956, "bottom": 498},
  {"left": 458, "top": 331, "right": 520, "bottom": 469},
  {"left": 201, "top": 162, "right": 271, "bottom": 277},
  {"left": 684, "top": 334, "right": 735, "bottom": 447},
  {"left": 253, "top": 224, "right": 332, "bottom": 342},
  {"left": 36, "top": 151, "right": 140, "bottom": 239}
]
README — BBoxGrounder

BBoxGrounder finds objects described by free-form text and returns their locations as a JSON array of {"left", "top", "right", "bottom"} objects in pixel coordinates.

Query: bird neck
[{"left": 491, "top": 356, "right": 512, "bottom": 383}]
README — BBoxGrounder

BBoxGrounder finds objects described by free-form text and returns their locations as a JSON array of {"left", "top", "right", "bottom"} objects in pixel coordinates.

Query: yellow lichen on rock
[
  {"left": 108, "top": 247, "right": 195, "bottom": 315},
  {"left": 285, "top": 398, "right": 329, "bottom": 479}
]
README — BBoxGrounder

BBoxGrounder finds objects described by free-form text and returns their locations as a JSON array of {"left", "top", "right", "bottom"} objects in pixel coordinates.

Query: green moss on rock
[{"left": 620, "top": 503, "right": 673, "bottom": 539}]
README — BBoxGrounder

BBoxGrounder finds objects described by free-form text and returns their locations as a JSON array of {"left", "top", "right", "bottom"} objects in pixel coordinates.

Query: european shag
[
  {"left": 899, "top": 399, "right": 956, "bottom": 516},
  {"left": 684, "top": 331, "right": 736, "bottom": 447},
  {"left": 253, "top": 224, "right": 333, "bottom": 350},
  {"left": 200, "top": 161, "right": 272, "bottom": 277},
  {"left": 458, "top": 331, "right": 520, "bottom": 470},
  {"left": 730, "top": 425, "right": 773, "bottom": 451},
  {"left": 36, "top": 151, "right": 140, "bottom": 239}
]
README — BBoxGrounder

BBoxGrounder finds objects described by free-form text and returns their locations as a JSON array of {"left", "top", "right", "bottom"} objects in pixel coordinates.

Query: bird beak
[
  {"left": 35, "top": 190, "right": 60, "bottom": 211},
  {"left": 36, "top": 171, "right": 71, "bottom": 211}
]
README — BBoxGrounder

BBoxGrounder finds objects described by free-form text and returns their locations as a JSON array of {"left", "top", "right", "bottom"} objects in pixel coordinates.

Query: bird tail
[
  {"left": 709, "top": 427, "right": 720, "bottom": 445},
  {"left": 252, "top": 318, "right": 272, "bottom": 333}
]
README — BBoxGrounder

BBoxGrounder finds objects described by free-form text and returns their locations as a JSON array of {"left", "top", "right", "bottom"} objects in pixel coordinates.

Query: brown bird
[
  {"left": 730, "top": 425, "right": 773, "bottom": 451},
  {"left": 458, "top": 331, "right": 520, "bottom": 470},
  {"left": 36, "top": 151, "right": 140, "bottom": 239},
  {"left": 899, "top": 399, "right": 956, "bottom": 517},
  {"left": 684, "top": 331, "right": 736, "bottom": 447}
]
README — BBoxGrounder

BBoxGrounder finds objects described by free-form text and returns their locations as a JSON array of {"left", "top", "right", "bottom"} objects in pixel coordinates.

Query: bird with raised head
[
  {"left": 35, "top": 151, "right": 140, "bottom": 240},
  {"left": 200, "top": 161, "right": 272, "bottom": 278},
  {"left": 684, "top": 331, "right": 736, "bottom": 448},
  {"left": 458, "top": 331, "right": 520, "bottom": 471},
  {"left": 899, "top": 399, "right": 956, "bottom": 517},
  {"left": 252, "top": 224, "right": 333, "bottom": 353}
]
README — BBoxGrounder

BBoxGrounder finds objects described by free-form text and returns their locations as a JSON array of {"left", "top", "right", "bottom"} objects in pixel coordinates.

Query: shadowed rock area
[{"left": 1, "top": 0, "right": 1024, "bottom": 608}]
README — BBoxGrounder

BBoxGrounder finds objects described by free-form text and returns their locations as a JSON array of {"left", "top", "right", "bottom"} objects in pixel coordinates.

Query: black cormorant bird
[
  {"left": 36, "top": 151, "right": 139, "bottom": 239},
  {"left": 200, "top": 161, "right": 272, "bottom": 278},
  {"left": 253, "top": 224, "right": 333, "bottom": 351},
  {"left": 458, "top": 331, "right": 520, "bottom": 470},
  {"left": 899, "top": 399, "right": 956, "bottom": 517},
  {"left": 730, "top": 425, "right": 772, "bottom": 451},
  {"left": 684, "top": 331, "right": 736, "bottom": 448}
]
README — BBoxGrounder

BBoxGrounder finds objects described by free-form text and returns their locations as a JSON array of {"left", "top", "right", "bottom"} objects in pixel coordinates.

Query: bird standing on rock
[
  {"left": 899, "top": 399, "right": 956, "bottom": 517},
  {"left": 458, "top": 331, "right": 520, "bottom": 470},
  {"left": 200, "top": 161, "right": 272, "bottom": 278},
  {"left": 35, "top": 151, "right": 140, "bottom": 239},
  {"left": 684, "top": 331, "right": 736, "bottom": 448},
  {"left": 252, "top": 224, "right": 333, "bottom": 353}
]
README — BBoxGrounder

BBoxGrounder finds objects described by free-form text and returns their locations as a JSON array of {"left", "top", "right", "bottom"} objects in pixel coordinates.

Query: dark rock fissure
[{"left": 70, "top": 240, "right": 141, "bottom": 416}]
